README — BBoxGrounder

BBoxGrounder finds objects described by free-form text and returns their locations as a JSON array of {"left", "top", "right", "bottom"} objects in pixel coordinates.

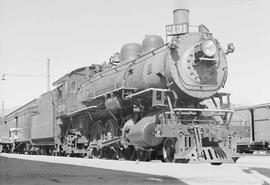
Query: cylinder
[
  {"left": 127, "top": 115, "right": 163, "bottom": 149},
  {"left": 173, "top": 9, "right": 189, "bottom": 25}
]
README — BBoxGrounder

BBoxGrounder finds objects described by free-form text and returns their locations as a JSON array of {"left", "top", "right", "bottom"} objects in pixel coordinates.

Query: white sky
[{"left": 0, "top": 0, "right": 270, "bottom": 109}]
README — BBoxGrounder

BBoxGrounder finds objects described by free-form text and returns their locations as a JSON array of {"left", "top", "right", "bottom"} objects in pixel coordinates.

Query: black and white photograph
[{"left": 1, "top": 0, "right": 270, "bottom": 184}]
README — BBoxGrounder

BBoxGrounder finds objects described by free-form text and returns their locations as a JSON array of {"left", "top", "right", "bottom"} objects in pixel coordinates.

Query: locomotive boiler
[{"left": 0, "top": 8, "right": 238, "bottom": 164}]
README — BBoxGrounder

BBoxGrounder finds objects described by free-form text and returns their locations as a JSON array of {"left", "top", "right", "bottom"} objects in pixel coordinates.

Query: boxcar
[
  {"left": 2, "top": 99, "right": 38, "bottom": 152},
  {"left": 233, "top": 104, "right": 270, "bottom": 153}
]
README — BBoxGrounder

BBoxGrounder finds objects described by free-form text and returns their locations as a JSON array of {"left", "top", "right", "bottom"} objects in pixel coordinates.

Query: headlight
[{"left": 202, "top": 40, "right": 217, "bottom": 57}]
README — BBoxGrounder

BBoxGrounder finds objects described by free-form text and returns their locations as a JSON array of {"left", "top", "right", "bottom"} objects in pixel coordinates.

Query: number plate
[{"left": 166, "top": 23, "right": 188, "bottom": 36}]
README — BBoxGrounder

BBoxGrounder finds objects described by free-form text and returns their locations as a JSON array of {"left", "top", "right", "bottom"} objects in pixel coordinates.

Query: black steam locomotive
[{"left": 0, "top": 9, "right": 238, "bottom": 164}]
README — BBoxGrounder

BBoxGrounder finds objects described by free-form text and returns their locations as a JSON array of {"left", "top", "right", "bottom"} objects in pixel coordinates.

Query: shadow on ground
[{"left": 242, "top": 167, "right": 270, "bottom": 185}]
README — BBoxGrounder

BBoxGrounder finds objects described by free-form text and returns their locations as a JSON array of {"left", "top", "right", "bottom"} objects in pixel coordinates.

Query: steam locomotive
[{"left": 0, "top": 9, "right": 238, "bottom": 164}]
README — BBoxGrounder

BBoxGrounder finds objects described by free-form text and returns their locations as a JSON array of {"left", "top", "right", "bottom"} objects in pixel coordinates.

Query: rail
[
  {"left": 165, "top": 108, "right": 234, "bottom": 114},
  {"left": 160, "top": 119, "right": 229, "bottom": 125}
]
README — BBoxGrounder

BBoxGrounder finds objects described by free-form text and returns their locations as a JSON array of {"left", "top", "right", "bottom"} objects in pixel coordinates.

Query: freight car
[
  {"left": 0, "top": 118, "right": 11, "bottom": 153},
  {"left": 0, "top": 94, "right": 57, "bottom": 154},
  {"left": 0, "top": 99, "right": 37, "bottom": 153},
  {"left": 0, "top": 8, "right": 238, "bottom": 164},
  {"left": 232, "top": 104, "right": 270, "bottom": 154}
]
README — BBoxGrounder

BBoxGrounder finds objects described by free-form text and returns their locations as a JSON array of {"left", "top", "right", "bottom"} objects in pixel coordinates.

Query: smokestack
[
  {"left": 173, "top": 0, "right": 189, "bottom": 26},
  {"left": 173, "top": 9, "right": 189, "bottom": 25}
]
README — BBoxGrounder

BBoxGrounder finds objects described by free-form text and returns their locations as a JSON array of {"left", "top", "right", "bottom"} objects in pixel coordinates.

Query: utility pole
[
  {"left": 1, "top": 101, "right": 4, "bottom": 117},
  {"left": 47, "top": 59, "right": 51, "bottom": 91}
]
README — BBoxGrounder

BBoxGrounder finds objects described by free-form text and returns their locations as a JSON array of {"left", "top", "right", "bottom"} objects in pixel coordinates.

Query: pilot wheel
[{"left": 163, "top": 138, "right": 176, "bottom": 163}]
